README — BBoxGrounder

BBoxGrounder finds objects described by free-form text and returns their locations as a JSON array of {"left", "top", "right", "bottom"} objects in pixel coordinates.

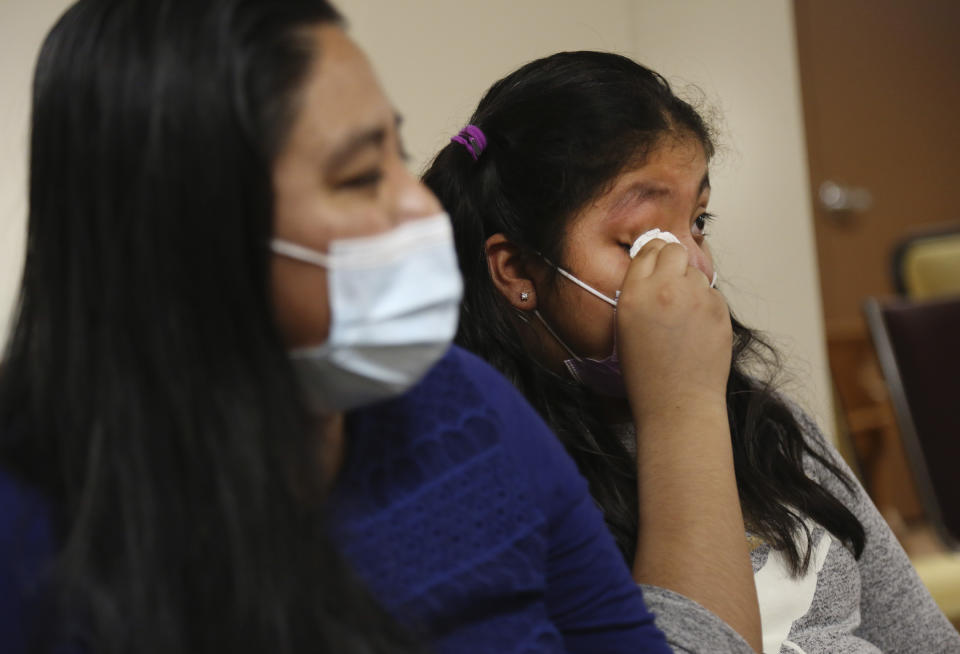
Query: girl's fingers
[
  {"left": 627, "top": 237, "right": 669, "bottom": 279},
  {"left": 625, "top": 240, "right": 715, "bottom": 295},
  {"left": 650, "top": 242, "right": 689, "bottom": 277}
]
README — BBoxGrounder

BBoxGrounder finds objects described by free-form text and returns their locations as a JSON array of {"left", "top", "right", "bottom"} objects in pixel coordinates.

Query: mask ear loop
[
  {"left": 538, "top": 254, "right": 619, "bottom": 307},
  {"left": 553, "top": 268, "right": 619, "bottom": 306},
  {"left": 271, "top": 239, "right": 331, "bottom": 267},
  {"left": 530, "top": 254, "right": 620, "bottom": 362},
  {"left": 532, "top": 310, "right": 582, "bottom": 361}
]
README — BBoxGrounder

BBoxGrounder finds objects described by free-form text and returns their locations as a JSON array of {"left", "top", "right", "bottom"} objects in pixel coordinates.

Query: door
[{"left": 794, "top": 0, "right": 960, "bottom": 526}]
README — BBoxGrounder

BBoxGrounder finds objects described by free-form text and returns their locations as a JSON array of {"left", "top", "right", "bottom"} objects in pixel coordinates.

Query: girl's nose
[{"left": 676, "top": 232, "right": 715, "bottom": 281}]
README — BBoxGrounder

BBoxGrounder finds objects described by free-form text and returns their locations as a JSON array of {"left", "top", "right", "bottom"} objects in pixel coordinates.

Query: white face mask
[{"left": 271, "top": 213, "right": 463, "bottom": 412}]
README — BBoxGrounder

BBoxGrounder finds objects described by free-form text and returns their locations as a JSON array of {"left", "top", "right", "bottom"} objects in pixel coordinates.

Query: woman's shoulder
[
  {"left": 343, "top": 344, "right": 583, "bottom": 513},
  {"left": 424, "top": 346, "right": 578, "bottom": 466},
  {"left": 333, "top": 349, "right": 562, "bottom": 645},
  {"left": 418, "top": 345, "right": 528, "bottom": 408},
  {"left": 348, "top": 345, "right": 520, "bottom": 446},
  {"left": 341, "top": 345, "right": 548, "bottom": 505},
  {"left": 363, "top": 345, "right": 556, "bottom": 454}
]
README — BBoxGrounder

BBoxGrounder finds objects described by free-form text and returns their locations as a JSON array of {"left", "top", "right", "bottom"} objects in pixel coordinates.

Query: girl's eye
[{"left": 693, "top": 212, "right": 715, "bottom": 236}]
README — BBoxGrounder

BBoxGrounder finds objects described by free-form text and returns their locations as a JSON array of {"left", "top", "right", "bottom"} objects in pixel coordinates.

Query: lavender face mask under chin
[
  {"left": 562, "top": 328, "right": 627, "bottom": 398},
  {"left": 533, "top": 308, "right": 627, "bottom": 398}
]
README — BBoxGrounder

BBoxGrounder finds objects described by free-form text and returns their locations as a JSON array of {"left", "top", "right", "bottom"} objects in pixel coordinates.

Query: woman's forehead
[{"left": 283, "top": 25, "right": 394, "bottom": 161}]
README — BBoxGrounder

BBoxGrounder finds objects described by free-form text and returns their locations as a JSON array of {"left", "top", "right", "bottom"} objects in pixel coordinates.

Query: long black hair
[
  {"left": 423, "top": 50, "right": 865, "bottom": 575},
  {"left": 0, "top": 0, "right": 422, "bottom": 652}
]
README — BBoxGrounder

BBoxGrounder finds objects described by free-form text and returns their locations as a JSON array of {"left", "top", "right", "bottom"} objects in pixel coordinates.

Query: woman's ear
[{"left": 485, "top": 233, "right": 537, "bottom": 311}]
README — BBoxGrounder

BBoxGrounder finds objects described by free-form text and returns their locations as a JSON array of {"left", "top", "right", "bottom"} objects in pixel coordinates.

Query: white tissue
[
  {"left": 629, "top": 228, "right": 718, "bottom": 289},
  {"left": 629, "top": 228, "right": 682, "bottom": 259}
]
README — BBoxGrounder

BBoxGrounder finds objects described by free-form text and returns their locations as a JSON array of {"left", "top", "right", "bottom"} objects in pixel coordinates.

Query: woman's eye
[
  {"left": 693, "top": 212, "right": 715, "bottom": 236},
  {"left": 338, "top": 170, "right": 383, "bottom": 190}
]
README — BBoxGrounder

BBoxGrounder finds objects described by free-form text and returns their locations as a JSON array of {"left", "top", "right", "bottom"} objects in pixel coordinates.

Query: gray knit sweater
[{"left": 617, "top": 412, "right": 960, "bottom": 653}]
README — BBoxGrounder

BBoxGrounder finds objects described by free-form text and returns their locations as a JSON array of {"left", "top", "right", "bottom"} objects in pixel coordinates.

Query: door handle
[{"left": 818, "top": 180, "right": 873, "bottom": 212}]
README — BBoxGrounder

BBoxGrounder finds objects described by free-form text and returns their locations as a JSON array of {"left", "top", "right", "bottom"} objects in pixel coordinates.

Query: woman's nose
[{"left": 393, "top": 167, "right": 442, "bottom": 224}]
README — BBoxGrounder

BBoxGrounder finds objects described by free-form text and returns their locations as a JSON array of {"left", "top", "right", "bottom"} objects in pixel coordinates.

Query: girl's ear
[{"left": 485, "top": 233, "right": 538, "bottom": 311}]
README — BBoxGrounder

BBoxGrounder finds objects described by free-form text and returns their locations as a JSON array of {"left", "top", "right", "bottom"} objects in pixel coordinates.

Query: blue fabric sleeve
[
  {"left": 449, "top": 347, "right": 672, "bottom": 653},
  {"left": 0, "top": 468, "right": 58, "bottom": 654}
]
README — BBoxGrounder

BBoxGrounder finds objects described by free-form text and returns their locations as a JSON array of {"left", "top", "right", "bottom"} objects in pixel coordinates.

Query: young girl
[
  {"left": 424, "top": 50, "right": 960, "bottom": 653},
  {"left": 0, "top": 7, "right": 672, "bottom": 653}
]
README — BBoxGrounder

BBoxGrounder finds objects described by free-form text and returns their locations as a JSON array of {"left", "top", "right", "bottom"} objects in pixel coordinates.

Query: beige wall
[
  {"left": 0, "top": 1, "right": 834, "bottom": 431},
  {"left": 0, "top": 0, "right": 75, "bottom": 353}
]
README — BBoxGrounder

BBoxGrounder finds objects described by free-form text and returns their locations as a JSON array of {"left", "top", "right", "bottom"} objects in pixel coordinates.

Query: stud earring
[{"left": 520, "top": 291, "right": 530, "bottom": 302}]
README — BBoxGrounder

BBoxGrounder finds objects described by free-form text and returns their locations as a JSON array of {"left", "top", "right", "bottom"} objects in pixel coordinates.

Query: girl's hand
[
  {"left": 621, "top": 241, "right": 761, "bottom": 651},
  {"left": 615, "top": 239, "right": 732, "bottom": 418}
]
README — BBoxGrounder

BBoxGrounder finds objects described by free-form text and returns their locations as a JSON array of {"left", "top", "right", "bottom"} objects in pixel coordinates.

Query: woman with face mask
[
  {"left": 423, "top": 51, "right": 960, "bottom": 653},
  {"left": 0, "top": 4, "right": 674, "bottom": 653}
]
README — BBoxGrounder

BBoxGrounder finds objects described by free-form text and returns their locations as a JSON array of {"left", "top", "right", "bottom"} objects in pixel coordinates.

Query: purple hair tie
[{"left": 451, "top": 125, "right": 487, "bottom": 161}]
